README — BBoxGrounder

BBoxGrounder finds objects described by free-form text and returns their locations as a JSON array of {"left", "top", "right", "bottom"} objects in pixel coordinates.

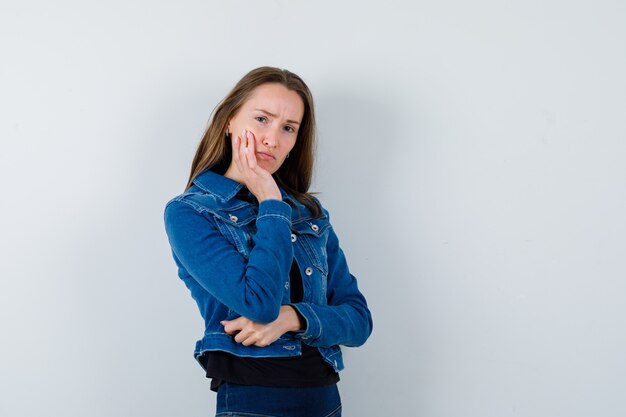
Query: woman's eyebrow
[{"left": 253, "top": 108, "right": 301, "bottom": 125}]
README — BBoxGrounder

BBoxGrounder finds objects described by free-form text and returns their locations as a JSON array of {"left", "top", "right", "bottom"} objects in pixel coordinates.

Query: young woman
[{"left": 163, "top": 66, "right": 373, "bottom": 417}]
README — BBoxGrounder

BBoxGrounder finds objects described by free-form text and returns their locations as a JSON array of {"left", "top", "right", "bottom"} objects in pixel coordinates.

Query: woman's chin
[{"left": 259, "top": 160, "right": 278, "bottom": 173}]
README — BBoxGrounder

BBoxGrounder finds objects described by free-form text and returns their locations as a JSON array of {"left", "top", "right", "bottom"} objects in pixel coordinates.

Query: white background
[{"left": 1, "top": 1, "right": 625, "bottom": 416}]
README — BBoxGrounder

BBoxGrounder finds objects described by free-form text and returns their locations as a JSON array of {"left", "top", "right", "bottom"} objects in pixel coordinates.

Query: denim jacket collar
[{"left": 192, "top": 168, "right": 297, "bottom": 206}]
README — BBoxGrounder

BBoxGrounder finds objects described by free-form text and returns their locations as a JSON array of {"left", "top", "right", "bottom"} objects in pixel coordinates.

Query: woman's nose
[{"left": 261, "top": 129, "right": 279, "bottom": 148}]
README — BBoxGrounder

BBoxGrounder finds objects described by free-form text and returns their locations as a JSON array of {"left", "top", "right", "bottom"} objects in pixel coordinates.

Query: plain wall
[{"left": 1, "top": 1, "right": 625, "bottom": 416}]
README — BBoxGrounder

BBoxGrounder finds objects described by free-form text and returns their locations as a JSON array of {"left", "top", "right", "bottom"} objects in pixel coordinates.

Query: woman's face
[{"left": 227, "top": 83, "right": 304, "bottom": 174}]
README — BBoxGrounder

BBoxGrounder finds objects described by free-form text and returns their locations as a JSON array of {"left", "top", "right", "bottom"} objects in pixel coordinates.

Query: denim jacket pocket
[
  {"left": 208, "top": 205, "right": 258, "bottom": 259},
  {"left": 292, "top": 217, "right": 331, "bottom": 274},
  {"left": 292, "top": 216, "right": 331, "bottom": 305}
]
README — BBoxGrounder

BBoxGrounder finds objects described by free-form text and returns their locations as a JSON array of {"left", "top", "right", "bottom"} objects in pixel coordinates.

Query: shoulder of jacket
[
  {"left": 286, "top": 195, "right": 331, "bottom": 227},
  {"left": 309, "top": 194, "right": 330, "bottom": 219},
  {"left": 164, "top": 184, "right": 223, "bottom": 214}
]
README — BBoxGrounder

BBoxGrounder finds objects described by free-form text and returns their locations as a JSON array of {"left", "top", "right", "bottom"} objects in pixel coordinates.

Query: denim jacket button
[
  {"left": 311, "top": 224, "right": 319, "bottom": 232},
  {"left": 229, "top": 214, "right": 238, "bottom": 222},
  {"left": 305, "top": 267, "right": 313, "bottom": 276},
  {"left": 291, "top": 233, "right": 297, "bottom": 242}
]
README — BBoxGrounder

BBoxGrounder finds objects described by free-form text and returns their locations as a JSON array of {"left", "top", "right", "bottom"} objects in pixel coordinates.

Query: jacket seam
[
  {"left": 302, "top": 303, "right": 323, "bottom": 340},
  {"left": 165, "top": 197, "right": 206, "bottom": 214},
  {"left": 257, "top": 213, "right": 291, "bottom": 223}
]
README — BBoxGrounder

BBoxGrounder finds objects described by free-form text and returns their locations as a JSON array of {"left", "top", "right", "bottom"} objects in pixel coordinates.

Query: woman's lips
[{"left": 256, "top": 152, "right": 275, "bottom": 160}]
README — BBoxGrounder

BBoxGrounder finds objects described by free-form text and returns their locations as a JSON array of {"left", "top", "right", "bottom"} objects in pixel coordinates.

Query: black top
[{"left": 199, "top": 188, "right": 339, "bottom": 392}]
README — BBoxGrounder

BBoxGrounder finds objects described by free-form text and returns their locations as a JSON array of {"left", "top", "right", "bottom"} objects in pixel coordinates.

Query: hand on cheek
[{"left": 229, "top": 129, "right": 282, "bottom": 202}]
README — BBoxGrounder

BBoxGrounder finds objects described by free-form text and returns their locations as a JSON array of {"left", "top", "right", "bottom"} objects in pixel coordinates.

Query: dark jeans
[{"left": 215, "top": 382, "right": 342, "bottom": 417}]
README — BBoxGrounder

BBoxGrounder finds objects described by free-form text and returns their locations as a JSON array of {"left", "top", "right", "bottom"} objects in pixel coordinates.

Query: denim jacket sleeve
[
  {"left": 164, "top": 198, "right": 293, "bottom": 323},
  {"left": 289, "top": 210, "right": 373, "bottom": 348}
]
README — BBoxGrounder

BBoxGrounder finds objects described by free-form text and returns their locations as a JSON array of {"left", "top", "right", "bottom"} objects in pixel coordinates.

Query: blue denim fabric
[
  {"left": 163, "top": 169, "right": 373, "bottom": 373},
  {"left": 216, "top": 382, "right": 342, "bottom": 417}
]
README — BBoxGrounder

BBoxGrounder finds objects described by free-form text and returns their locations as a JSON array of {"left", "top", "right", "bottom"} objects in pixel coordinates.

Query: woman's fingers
[
  {"left": 238, "top": 129, "right": 260, "bottom": 174},
  {"left": 239, "top": 128, "right": 248, "bottom": 170},
  {"left": 221, "top": 318, "right": 239, "bottom": 335},
  {"left": 235, "top": 329, "right": 260, "bottom": 346},
  {"left": 222, "top": 317, "right": 260, "bottom": 346},
  {"left": 222, "top": 316, "right": 276, "bottom": 347},
  {"left": 245, "top": 130, "right": 257, "bottom": 170},
  {"left": 231, "top": 131, "right": 243, "bottom": 173},
  {"left": 235, "top": 331, "right": 250, "bottom": 344},
  {"left": 230, "top": 129, "right": 279, "bottom": 201},
  {"left": 238, "top": 129, "right": 265, "bottom": 176},
  {"left": 242, "top": 336, "right": 257, "bottom": 346}
]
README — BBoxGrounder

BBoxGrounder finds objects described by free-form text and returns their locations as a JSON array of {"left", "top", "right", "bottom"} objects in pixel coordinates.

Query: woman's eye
[
  {"left": 255, "top": 116, "right": 267, "bottom": 123},
  {"left": 285, "top": 126, "right": 295, "bottom": 133}
]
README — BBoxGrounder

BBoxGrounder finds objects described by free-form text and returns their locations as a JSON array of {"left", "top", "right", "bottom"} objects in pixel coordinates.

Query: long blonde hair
[{"left": 185, "top": 66, "right": 321, "bottom": 217}]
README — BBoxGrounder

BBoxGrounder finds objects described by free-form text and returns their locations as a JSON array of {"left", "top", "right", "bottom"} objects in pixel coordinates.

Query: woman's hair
[{"left": 185, "top": 66, "right": 321, "bottom": 217}]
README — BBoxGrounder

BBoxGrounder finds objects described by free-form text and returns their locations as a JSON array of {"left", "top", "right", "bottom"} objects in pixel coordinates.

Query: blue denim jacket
[{"left": 163, "top": 169, "right": 373, "bottom": 373}]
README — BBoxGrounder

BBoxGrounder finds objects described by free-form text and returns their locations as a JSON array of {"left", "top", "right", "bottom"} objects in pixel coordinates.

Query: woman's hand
[
  {"left": 232, "top": 129, "right": 282, "bottom": 202},
  {"left": 221, "top": 305, "right": 305, "bottom": 347}
]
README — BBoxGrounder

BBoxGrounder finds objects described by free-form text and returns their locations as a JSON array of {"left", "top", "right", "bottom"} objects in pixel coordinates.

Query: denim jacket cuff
[
  {"left": 288, "top": 303, "right": 322, "bottom": 341},
  {"left": 257, "top": 199, "right": 292, "bottom": 224}
]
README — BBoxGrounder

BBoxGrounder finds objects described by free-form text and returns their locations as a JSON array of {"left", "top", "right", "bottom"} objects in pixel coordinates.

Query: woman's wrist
[
  {"left": 280, "top": 305, "right": 305, "bottom": 332},
  {"left": 255, "top": 188, "right": 282, "bottom": 202},
  {"left": 257, "top": 194, "right": 282, "bottom": 202}
]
